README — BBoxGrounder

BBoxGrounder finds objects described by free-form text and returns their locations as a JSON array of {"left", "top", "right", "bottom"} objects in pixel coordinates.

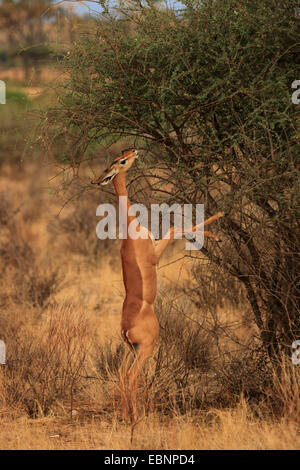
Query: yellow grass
[{"left": 0, "top": 402, "right": 299, "bottom": 450}]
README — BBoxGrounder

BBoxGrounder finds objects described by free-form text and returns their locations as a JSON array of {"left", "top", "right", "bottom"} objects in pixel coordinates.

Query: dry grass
[
  {"left": 0, "top": 161, "right": 299, "bottom": 450},
  {"left": 0, "top": 401, "right": 299, "bottom": 450}
]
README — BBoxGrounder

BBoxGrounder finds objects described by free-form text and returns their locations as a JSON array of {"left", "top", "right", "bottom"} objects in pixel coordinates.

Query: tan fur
[{"left": 91, "top": 150, "right": 223, "bottom": 421}]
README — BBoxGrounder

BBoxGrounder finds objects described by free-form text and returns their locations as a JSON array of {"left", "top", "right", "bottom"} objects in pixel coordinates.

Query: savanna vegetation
[{"left": 0, "top": 0, "right": 299, "bottom": 450}]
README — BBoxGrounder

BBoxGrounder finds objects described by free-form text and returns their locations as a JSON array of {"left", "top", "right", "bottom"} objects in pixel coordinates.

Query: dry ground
[{"left": 0, "top": 402, "right": 299, "bottom": 450}]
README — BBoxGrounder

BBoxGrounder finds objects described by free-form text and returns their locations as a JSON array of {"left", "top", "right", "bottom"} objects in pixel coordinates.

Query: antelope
[{"left": 91, "top": 149, "right": 223, "bottom": 421}]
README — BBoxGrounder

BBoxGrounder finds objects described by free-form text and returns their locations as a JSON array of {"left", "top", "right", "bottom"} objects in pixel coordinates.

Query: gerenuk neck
[{"left": 113, "top": 172, "right": 135, "bottom": 234}]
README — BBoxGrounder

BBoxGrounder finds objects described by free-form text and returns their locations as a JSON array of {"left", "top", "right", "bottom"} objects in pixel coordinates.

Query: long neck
[
  {"left": 113, "top": 172, "right": 134, "bottom": 236},
  {"left": 113, "top": 172, "right": 130, "bottom": 210}
]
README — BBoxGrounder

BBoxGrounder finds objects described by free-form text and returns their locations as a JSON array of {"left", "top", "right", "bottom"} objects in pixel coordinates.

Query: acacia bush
[{"left": 41, "top": 0, "right": 300, "bottom": 360}]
